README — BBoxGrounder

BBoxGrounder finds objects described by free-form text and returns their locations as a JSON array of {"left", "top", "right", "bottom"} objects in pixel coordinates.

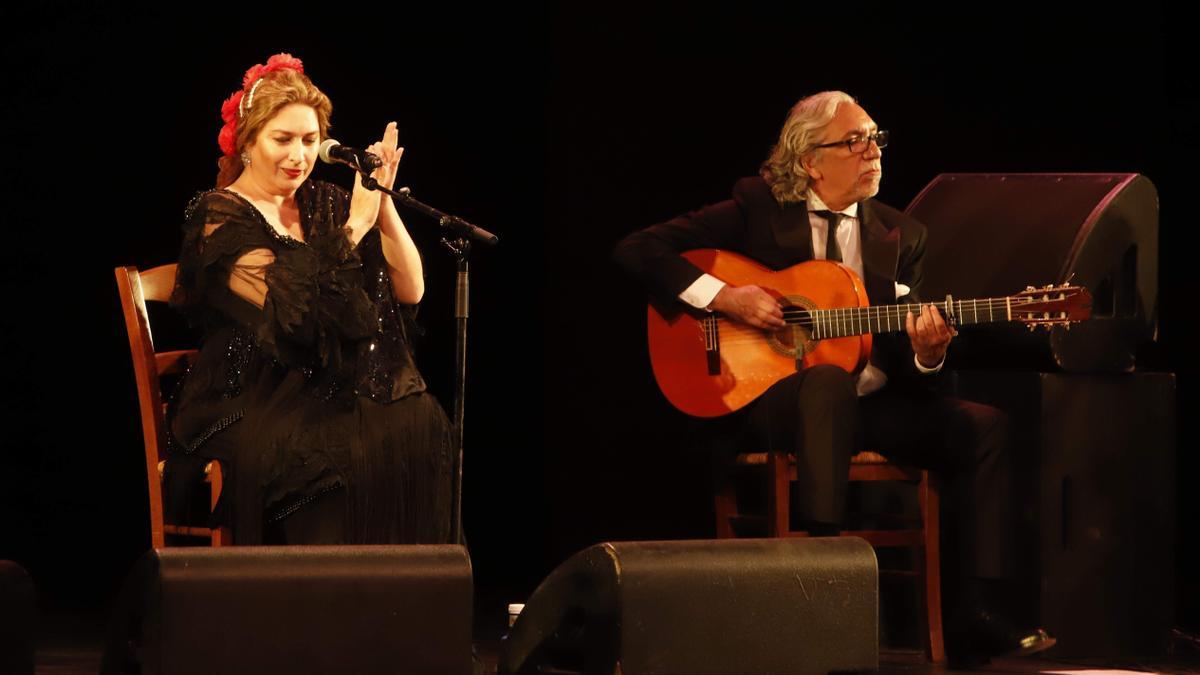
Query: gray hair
[{"left": 760, "top": 91, "right": 857, "bottom": 205}]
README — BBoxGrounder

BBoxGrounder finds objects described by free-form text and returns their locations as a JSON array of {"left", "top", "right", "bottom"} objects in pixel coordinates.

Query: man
[{"left": 614, "top": 91, "right": 1054, "bottom": 667}]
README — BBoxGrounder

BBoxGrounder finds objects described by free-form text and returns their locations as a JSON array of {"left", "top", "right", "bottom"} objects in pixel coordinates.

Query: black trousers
[{"left": 737, "top": 364, "right": 1012, "bottom": 580}]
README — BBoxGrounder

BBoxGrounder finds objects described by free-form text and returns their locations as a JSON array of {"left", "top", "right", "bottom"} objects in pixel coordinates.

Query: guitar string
[
  {"left": 705, "top": 299, "right": 1074, "bottom": 343},
  {"left": 725, "top": 301, "right": 1022, "bottom": 328},
  {"left": 775, "top": 299, "right": 1033, "bottom": 316},
  {"left": 774, "top": 299, "right": 1063, "bottom": 325},
  {"left": 693, "top": 296, "right": 1078, "bottom": 347},
  {"left": 715, "top": 313, "right": 1062, "bottom": 334}
]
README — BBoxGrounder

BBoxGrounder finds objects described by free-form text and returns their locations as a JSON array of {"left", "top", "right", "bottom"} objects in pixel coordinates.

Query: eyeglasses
[{"left": 814, "top": 130, "right": 889, "bottom": 154}]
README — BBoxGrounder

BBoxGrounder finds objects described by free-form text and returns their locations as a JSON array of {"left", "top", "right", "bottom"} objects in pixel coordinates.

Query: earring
[{"left": 240, "top": 151, "right": 251, "bottom": 167}]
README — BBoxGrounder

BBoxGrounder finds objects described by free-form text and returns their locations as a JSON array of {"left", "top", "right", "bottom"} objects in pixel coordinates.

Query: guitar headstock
[{"left": 1011, "top": 283, "right": 1092, "bottom": 329}]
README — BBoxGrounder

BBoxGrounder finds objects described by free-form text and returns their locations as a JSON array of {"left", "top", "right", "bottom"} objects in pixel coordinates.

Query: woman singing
[{"left": 166, "top": 53, "right": 454, "bottom": 545}]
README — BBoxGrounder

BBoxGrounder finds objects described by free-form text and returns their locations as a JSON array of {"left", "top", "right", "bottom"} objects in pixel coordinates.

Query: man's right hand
[{"left": 708, "top": 284, "right": 786, "bottom": 329}]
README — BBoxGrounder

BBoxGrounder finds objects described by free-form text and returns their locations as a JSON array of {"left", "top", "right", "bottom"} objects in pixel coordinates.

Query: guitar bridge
[
  {"left": 792, "top": 324, "right": 805, "bottom": 371},
  {"left": 703, "top": 314, "right": 721, "bottom": 375}
]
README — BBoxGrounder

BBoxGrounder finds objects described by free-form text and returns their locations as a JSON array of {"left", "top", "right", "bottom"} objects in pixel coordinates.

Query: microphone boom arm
[{"left": 359, "top": 175, "right": 499, "bottom": 246}]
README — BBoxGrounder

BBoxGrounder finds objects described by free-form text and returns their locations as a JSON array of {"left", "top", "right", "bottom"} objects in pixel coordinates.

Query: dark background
[{"left": 1, "top": 0, "right": 1194, "bottom": 644}]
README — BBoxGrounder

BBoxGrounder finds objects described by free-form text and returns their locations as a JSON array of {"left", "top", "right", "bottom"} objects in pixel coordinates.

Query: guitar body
[{"left": 648, "top": 249, "right": 873, "bottom": 418}]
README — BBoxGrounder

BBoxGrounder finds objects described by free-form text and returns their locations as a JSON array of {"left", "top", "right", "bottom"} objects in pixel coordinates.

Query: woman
[{"left": 166, "top": 53, "right": 454, "bottom": 545}]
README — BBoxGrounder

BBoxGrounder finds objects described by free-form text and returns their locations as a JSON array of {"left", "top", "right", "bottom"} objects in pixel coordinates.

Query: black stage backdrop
[{"left": 1, "top": 1, "right": 1195, "bottom": 639}]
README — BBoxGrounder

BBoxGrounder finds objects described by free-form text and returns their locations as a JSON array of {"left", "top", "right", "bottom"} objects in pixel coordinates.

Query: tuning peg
[{"left": 1025, "top": 285, "right": 1036, "bottom": 292}]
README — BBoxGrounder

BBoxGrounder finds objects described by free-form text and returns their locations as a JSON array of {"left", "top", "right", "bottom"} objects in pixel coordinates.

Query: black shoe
[{"left": 947, "top": 608, "right": 1056, "bottom": 669}]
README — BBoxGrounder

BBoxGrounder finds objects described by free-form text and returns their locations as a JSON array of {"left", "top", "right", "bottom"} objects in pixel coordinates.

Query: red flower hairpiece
[
  {"left": 217, "top": 53, "right": 306, "bottom": 157},
  {"left": 243, "top": 53, "right": 304, "bottom": 88}
]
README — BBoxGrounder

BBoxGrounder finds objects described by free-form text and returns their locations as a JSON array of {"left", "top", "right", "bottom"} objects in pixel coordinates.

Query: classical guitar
[{"left": 647, "top": 249, "right": 1093, "bottom": 418}]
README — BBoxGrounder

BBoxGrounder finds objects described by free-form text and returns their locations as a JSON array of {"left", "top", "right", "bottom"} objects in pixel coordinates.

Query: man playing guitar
[{"left": 614, "top": 91, "right": 1057, "bottom": 667}]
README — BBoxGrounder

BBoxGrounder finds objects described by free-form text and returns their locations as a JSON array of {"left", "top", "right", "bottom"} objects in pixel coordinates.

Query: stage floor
[
  {"left": 35, "top": 645, "right": 1199, "bottom": 675},
  {"left": 30, "top": 608, "right": 1200, "bottom": 674}
]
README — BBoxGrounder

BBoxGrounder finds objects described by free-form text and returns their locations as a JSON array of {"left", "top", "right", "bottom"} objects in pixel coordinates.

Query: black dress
[{"left": 165, "top": 179, "right": 454, "bottom": 545}]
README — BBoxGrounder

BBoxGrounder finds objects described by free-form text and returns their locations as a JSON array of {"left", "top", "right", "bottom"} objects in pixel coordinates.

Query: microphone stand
[{"left": 357, "top": 169, "right": 498, "bottom": 546}]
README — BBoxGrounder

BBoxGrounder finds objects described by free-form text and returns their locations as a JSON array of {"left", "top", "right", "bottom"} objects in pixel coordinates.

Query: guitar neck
[{"left": 801, "top": 297, "right": 1015, "bottom": 340}]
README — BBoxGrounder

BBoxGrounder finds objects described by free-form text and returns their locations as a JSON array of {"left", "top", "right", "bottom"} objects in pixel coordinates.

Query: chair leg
[
  {"left": 714, "top": 482, "right": 737, "bottom": 539},
  {"left": 918, "top": 470, "right": 945, "bottom": 663},
  {"left": 206, "top": 461, "right": 230, "bottom": 547},
  {"left": 768, "top": 452, "right": 790, "bottom": 537}
]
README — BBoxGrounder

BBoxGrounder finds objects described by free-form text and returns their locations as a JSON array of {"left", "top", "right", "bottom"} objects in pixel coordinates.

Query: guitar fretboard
[{"left": 793, "top": 297, "right": 1018, "bottom": 340}]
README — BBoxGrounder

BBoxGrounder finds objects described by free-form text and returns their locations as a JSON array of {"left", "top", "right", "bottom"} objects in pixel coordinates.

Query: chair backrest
[{"left": 115, "top": 264, "right": 197, "bottom": 549}]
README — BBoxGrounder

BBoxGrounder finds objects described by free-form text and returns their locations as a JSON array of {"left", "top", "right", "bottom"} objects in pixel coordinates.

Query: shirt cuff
[
  {"left": 680, "top": 274, "right": 726, "bottom": 311},
  {"left": 914, "top": 353, "right": 945, "bottom": 374}
]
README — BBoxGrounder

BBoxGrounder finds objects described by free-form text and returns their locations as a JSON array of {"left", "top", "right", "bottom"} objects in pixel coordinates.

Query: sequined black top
[{"left": 171, "top": 179, "right": 426, "bottom": 404}]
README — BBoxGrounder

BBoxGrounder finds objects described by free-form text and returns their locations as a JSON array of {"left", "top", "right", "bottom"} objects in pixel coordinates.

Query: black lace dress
[{"left": 165, "top": 179, "right": 454, "bottom": 544}]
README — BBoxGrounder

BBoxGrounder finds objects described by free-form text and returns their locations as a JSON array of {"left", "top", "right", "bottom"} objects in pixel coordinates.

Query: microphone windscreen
[{"left": 318, "top": 138, "right": 342, "bottom": 164}]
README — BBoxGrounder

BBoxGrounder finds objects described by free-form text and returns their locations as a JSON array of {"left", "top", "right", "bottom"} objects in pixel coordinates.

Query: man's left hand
[{"left": 905, "top": 303, "right": 956, "bottom": 369}]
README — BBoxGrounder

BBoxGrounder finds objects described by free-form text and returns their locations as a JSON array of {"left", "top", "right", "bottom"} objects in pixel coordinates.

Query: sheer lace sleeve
[
  {"left": 225, "top": 248, "right": 274, "bottom": 308},
  {"left": 171, "top": 190, "right": 267, "bottom": 316}
]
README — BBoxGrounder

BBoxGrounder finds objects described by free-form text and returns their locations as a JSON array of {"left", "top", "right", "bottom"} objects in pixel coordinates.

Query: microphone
[{"left": 318, "top": 139, "right": 383, "bottom": 171}]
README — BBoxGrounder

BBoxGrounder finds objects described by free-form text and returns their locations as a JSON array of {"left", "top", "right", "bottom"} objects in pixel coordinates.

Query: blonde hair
[
  {"left": 759, "top": 91, "right": 856, "bottom": 205},
  {"left": 216, "top": 69, "right": 333, "bottom": 188}
]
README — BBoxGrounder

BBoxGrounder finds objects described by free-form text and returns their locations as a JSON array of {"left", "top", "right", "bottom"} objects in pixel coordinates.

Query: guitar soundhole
[{"left": 767, "top": 297, "right": 815, "bottom": 358}]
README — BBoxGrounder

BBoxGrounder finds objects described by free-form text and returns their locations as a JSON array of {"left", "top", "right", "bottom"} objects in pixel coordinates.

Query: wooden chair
[
  {"left": 116, "top": 264, "right": 229, "bottom": 548},
  {"left": 714, "top": 449, "right": 945, "bottom": 663}
]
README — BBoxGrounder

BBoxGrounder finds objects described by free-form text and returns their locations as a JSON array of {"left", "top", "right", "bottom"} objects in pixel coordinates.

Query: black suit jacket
[{"left": 614, "top": 176, "right": 935, "bottom": 384}]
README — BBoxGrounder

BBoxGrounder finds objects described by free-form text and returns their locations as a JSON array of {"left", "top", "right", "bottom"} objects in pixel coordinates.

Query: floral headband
[{"left": 217, "top": 53, "right": 305, "bottom": 157}]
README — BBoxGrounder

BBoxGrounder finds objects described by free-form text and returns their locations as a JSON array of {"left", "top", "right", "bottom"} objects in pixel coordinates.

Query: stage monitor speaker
[
  {"left": 104, "top": 545, "right": 472, "bottom": 675},
  {"left": 950, "top": 371, "right": 1176, "bottom": 658},
  {"left": 499, "top": 537, "right": 878, "bottom": 675},
  {"left": 905, "top": 173, "right": 1158, "bottom": 372},
  {"left": 0, "top": 560, "right": 34, "bottom": 675}
]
